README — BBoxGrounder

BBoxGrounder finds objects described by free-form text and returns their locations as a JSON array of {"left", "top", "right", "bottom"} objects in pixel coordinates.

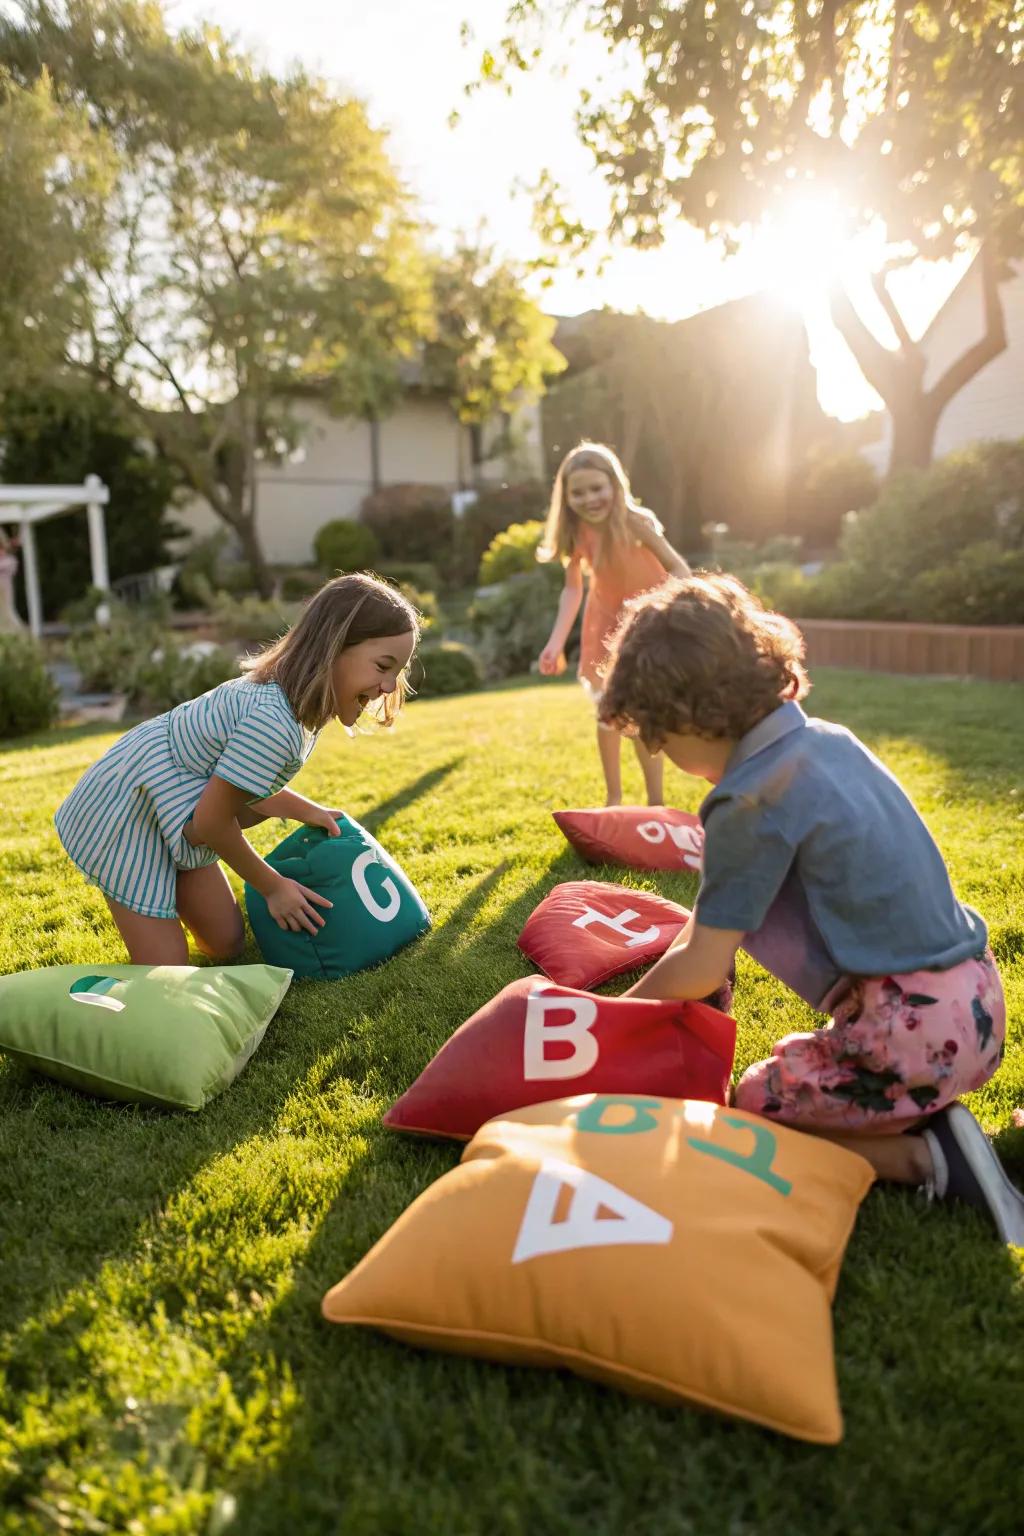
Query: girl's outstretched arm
[
  {"left": 624, "top": 918, "right": 741, "bottom": 1001},
  {"left": 186, "top": 775, "right": 332, "bottom": 934},
  {"left": 630, "top": 509, "right": 691, "bottom": 578},
  {"left": 538, "top": 557, "right": 584, "bottom": 674}
]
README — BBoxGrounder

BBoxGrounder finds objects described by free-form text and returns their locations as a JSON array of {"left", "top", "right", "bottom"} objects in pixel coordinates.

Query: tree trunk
[
  {"left": 234, "top": 511, "right": 273, "bottom": 598},
  {"left": 828, "top": 243, "right": 1008, "bottom": 481}
]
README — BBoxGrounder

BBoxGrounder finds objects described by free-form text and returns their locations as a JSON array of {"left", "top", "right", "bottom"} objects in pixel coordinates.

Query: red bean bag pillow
[
  {"left": 518, "top": 880, "right": 689, "bottom": 990},
  {"left": 553, "top": 806, "right": 704, "bottom": 872},
  {"left": 382, "top": 975, "right": 736, "bottom": 1141}
]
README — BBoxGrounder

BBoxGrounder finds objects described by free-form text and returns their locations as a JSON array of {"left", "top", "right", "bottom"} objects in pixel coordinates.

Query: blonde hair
[
  {"left": 537, "top": 441, "right": 639, "bottom": 569},
  {"left": 241, "top": 572, "right": 419, "bottom": 731}
]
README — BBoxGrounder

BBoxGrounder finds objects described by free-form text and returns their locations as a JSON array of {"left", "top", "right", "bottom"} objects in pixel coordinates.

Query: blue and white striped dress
[{"left": 55, "top": 678, "right": 315, "bottom": 919}]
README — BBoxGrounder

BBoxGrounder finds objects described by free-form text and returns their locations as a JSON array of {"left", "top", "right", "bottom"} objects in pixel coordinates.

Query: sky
[{"left": 168, "top": 0, "right": 964, "bottom": 422}]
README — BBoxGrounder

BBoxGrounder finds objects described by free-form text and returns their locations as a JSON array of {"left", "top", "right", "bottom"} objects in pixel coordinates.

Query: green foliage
[
  {"left": 174, "top": 534, "right": 255, "bottom": 607},
  {"left": 395, "top": 583, "right": 441, "bottom": 632},
  {"left": 453, "top": 481, "right": 547, "bottom": 584},
  {"left": 751, "top": 441, "right": 1024, "bottom": 623},
  {"left": 788, "top": 450, "right": 880, "bottom": 546},
  {"left": 313, "top": 519, "right": 380, "bottom": 575},
  {"left": 129, "top": 643, "right": 238, "bottom": 714},
  {"left": 423, "top": 243, "right": 565, "bottom": 423},
  {"left": 478, "top": 519, "right": 546, "bottom": 585},
  {"left": 360, "top": 485, "right": 455, "bottom": 564},
  {"left": 375, "top": 560, "right": 440, "bottom": 591},
  {"left": 484, "top": 4, "right": 1023, "bottom": 266},
  {"left": 469, "top": 565, "right": 566, "bottom": 679},
  {"left": 0, "top": 387, "right": 183, "bottom": 622},
  {"left": 206, "top": 591, "right": 298, "bottom": 645},
  {"left": 67, "top": 618, "right": 151, "bottom": 693},
  {"left": 276, "top": 567, "right": 324, "bottom": 602},
  {"left": 409, "top": 640, "right": 483, "bottom": 697},
  {"left": 0, "top": 633, "right": 60, "bottom": 737}
]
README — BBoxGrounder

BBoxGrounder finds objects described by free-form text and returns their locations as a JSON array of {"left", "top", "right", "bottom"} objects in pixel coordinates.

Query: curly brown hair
[{"left": 599, "top": 573, "right": 810, "bottom": 746}]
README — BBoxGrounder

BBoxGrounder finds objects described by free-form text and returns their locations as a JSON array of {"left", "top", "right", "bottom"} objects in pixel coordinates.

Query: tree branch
[
  {"left": 927, "top": 242, "right": 1007, "bottom": 414},
  {"left": 828, "top": 281, "right": 903, "bottom": 402},
  {"left": 871, "top": 269, "right": 916, "bottom": 353}
]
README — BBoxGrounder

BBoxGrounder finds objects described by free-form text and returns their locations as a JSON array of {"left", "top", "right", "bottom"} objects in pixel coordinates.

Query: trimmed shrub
[
  {"left": 376, "top": 560, "right": 440, "bottom": 591},
  {"left": 479, "top": 520, "right": 546, "bottom": 585},
  {"left": 410, "top": 640, "right": 483, "bottom": 697},
  {"left": 208, "top": 590, "right": 298, "bottom": 644},
  {"left": 0, "top": 634, "right": 61, "bottom": 738},
  {"left": 360, "top": 484, "right": 455, "bottom": 563},
  {"left": 906, "top": 543, "right": 1024, "bottom": 625},
  {"left": 313, "top": 519, "right": 380, "bottom": 575},
  {"left": 68, "top": 619, "right": 155, "bottom": 692}
]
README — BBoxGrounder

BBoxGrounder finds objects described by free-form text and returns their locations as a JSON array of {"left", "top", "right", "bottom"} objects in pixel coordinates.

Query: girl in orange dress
[{"left": 537, "top": 442, "right": 690, "bottom": 805}]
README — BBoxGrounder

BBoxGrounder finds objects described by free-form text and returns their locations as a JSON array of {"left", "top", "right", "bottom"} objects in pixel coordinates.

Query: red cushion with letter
[
  {"left": 382, "top": 975, "right": 736, "bottom": 1141},
  {"left": 518, "top": 880, "right": 689, "bottom": 990},
  {"left": 553, "top": 805, "right": 704, "bottom": 872}
]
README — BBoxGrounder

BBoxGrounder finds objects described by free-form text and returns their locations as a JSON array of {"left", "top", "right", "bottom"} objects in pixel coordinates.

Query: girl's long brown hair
[
  {"left": 242, "top": 573, "right": 418, "bottom": 731},
  {"left": 537, "top": 441, "right": 638, "bottom": 570}
]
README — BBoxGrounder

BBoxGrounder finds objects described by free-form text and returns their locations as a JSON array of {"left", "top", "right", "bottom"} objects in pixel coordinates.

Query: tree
[
  {"left": 423, "top": 243, "right": 566, "bottom": 426},
  {"left": 481, "top": 2, "right": 1023, "bottom": 475},
  {"left": 0, "top": 384, "right": 183, "bottom": 619},
  {"left": 1, "top": 0, "right": 433, "bottom": 593}
]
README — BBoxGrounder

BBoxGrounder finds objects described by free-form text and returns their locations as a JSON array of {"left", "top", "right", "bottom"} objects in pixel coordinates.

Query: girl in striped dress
[
  {"left": 55, "top": 573, "right": 419, "bottom": 965},
  {"left": 536, "top": 442, "right": 690, "bottom": 807}
]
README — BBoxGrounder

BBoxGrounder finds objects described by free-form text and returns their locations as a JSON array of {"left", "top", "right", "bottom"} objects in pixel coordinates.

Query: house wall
[
  {"left": 862, "top": 260, "right": 1024, "bottom": 476},
  {"left": 174, "top": 396, "right": 544, "bottom": 565}
]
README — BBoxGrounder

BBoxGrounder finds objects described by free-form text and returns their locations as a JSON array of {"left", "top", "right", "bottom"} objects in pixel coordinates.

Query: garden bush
[
  {"left": 129, "top": 643, "right": 238, "bottom": 713},
  {"left": 376, "top": 560, "right": 440, "bottom": 591},
  {"left": 313, "top": 519, "right": 380, "bottom": 575},
  {"left": 409, "top": 640, "right": 483, "bottom": 697},
  {"left": 0, "top": 634, "right": 61, "bottom": 737},
  {"left": 453, "top": 481, "right": 546, "bottom": 584},
  {"left": 469, "top": 566, "right": 568, "bottom": 680},
  {"left": 68, "top": 618, "right": 156, "bottom": 692},
  {"left": 906, "top": 542, "right": 1024, "bottom": 626},
  {"left": 277, "top": 567, "right": 325, "bottom": 602},
  {"left": 478, "top": 520, "right": 546, "bottom": 585},
  {"left": 207, "top": 589, "right": 298, "bottom": 644},
  {"left": 360, "top": 485, "right": 455, "bottom": 564}
]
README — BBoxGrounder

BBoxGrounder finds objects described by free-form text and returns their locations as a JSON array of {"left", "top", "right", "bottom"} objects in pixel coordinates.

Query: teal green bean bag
[
  {"left": 245, "top": 818, "right": 430, "bottom": 979},
  {"left": 0, "top": 962, "right": 292, "bottom": 1109}
]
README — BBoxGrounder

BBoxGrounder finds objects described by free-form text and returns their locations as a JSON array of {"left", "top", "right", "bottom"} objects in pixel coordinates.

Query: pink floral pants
[{"left": 733, "top": 950, "right": 1006, "bottom": 1134}]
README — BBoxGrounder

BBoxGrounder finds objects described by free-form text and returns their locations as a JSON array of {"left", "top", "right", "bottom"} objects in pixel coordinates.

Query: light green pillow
[{"left": 0, "top": 963, "right": 293, "bottom": 1110}]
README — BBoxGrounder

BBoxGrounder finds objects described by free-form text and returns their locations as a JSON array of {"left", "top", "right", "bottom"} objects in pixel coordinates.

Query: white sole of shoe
[{"left": 947, "top": 1105, "right": 1024, "bottom": 1247}]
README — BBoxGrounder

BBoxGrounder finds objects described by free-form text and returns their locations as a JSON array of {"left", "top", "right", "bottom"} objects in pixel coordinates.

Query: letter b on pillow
[
  {"left": 245, "top": 818, "right": 430, "bottom": 979},
  {"left": 383, "top": 976, "right": 735, "bottom": 1140}
]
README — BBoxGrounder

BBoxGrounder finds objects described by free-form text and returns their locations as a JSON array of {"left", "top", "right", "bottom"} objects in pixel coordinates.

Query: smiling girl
[
  {"left": 55, "top": 573, "right": 418, "bottom": 964},
  {"left": 537, "top": 442, "right": 689, "bottom": 805}
]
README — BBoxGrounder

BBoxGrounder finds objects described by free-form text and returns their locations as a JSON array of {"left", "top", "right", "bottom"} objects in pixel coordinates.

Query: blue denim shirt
[{"left": 695, "top": 702, "right": 987, "bottom": 1008}]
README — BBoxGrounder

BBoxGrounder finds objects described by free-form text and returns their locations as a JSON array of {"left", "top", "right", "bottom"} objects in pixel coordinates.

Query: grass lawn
[{"left": 1, "top": 670, "right": 1022, "bottom": 1536}]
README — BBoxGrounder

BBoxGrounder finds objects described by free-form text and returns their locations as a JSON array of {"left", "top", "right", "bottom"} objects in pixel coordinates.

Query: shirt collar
[{"left": 721, "top": 700, "right": 808, "bottom": 778}]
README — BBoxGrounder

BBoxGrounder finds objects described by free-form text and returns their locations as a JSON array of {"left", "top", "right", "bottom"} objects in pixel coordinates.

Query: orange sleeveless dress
[{"left": 574, "top": 521, "right": 668, "bottom": 696}]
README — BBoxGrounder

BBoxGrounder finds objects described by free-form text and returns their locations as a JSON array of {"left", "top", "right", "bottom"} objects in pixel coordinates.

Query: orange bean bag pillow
[{"left": 325, "top": 1094, "right": 874, "bottom": 1443}]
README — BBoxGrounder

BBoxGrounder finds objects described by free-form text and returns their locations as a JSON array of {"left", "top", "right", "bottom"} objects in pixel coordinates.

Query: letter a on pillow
[
  {"left": 553, "top": 805, "right": 704, "bottom": 872},
  {"left": 324, "top": 1095, "right": 875, "bottom": 1442},
  {"left": 382, "top": 975, "right": 735, "bottom": 1140},
  {"left": 518, "top": 879, "right": 689, "bottom": 989}
]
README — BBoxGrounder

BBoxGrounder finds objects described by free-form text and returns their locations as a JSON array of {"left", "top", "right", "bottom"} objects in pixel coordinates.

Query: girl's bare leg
[
  {"left": 596, "top": 724, "right": 623, "bottom": 806},
  {"left": 104, "top": 896, "right": 189, "bottom": 965},
  {"left": 175, "top": 864, "right": 245, "bottom": 961},
  {"left": 632, "top": 736, "right": 665, "bottom": 805}
]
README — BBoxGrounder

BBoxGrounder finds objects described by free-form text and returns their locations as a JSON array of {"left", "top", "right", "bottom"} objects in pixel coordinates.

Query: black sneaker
[{"left": 921, "top": 1103, "right": 1024, "bottom": 1246}]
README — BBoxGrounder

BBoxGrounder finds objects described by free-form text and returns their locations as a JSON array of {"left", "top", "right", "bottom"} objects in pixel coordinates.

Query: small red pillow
[
  {"left": 382, "top": 975, "right": 736, "bottom": 1141},
  {"left": 518, "top": 880, "right": 689, "bottom": 990},
  {"left": 553, "top": 806, "right": 705, "bottom": 872}
]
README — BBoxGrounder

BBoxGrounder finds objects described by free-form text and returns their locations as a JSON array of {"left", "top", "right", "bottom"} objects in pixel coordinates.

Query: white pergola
[{"left": 0, "top": 475, "right": 111, "bottom": 637}]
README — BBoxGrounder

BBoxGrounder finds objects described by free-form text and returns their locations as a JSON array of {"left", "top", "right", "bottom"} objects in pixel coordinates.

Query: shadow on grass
[{"left": 358, "top": 757, "right": 465, "bottom": 836}]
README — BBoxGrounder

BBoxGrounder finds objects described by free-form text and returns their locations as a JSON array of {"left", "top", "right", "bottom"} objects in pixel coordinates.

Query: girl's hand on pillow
[
  {"left": 267, "top": 877, "right": 332, "bottom": 933},
  {"left": 305, "top": 804, "right": 346, "bottom": 837}
]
